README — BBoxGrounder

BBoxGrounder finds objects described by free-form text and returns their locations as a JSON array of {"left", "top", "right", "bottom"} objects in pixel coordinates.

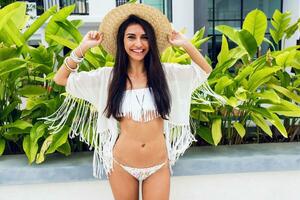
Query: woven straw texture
[{"left": 99, "top": 3, "right": 172, "bottom": 57}]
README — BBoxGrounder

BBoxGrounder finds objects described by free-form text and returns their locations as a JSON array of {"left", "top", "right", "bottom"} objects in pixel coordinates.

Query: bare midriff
[{"left": 113, "top": 116, "right": 168, "bottom": 168}]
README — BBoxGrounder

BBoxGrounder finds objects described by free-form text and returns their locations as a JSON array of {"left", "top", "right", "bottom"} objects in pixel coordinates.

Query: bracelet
[
  {"left": 70, "top": 50, "right": 84, "bottom": 63},
  {"left": 78, "top": 45, "right": 84, "bottom": 57},
  {"left": 64, "top": 57, "right": 79, "bottom": 72}
]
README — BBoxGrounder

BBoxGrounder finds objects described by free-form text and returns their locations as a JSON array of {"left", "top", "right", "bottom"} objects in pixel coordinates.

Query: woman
[{"left": 45, "top": 3, "right": 212, "bottom": 200}]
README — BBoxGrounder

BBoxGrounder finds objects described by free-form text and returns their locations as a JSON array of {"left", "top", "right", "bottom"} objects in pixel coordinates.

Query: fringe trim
[
  {"left": 40, "top": 94, "right": 201, "bottom": 179},
  {"left": 39, "top": 94, "right": 99, "bottom": 149},
  {"left": 193, "top": 81, "right": 227, "bottom": 105},
  {"left": 39, "top": 94, "right": 118, "bottom": 179},
  {"left": 164, "top": 121, "right": 197, "bottom": 172},
  {"left": 93, "top": 129, "right": 118, "bottom": 179},
  {"left": 118, "top": 109, "right": 160, "bottom": 122}
]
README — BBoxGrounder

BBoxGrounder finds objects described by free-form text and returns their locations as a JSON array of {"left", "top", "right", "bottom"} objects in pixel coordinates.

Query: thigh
[
  {"left": 142, "top": 163, "right": 171, "bottom": 200},
  {"left": 108, "top": 161, "right": 139, "bottom": 200}
]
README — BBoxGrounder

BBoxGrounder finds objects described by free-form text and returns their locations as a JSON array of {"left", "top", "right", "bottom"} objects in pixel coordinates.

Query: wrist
[
  {"left": 78, "top": 43, "right": 89, "bottom": 56},
  {"left": 181, "top": 41, "right": 192, "bottom": 49}
]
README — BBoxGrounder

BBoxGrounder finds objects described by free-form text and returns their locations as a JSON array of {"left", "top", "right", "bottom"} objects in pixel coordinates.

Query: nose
[{"left": 135, "top": 38, "right": 142, "bottom": 47}]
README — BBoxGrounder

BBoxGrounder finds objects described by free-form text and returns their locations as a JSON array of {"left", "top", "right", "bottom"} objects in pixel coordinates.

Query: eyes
[{"left": 127, "top": 35, "right": 148, "bottom": 40}]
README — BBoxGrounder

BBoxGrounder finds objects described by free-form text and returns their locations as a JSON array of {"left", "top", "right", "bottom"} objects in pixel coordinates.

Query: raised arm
[
  {"left": 53, "top": 31, "right": 104, "bottom": 86},
  {"left": 168, "top": 30, "right": 212, "bottom": 74}
]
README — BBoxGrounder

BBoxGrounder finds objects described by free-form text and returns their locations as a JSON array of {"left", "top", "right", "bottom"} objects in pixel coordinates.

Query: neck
[{"left": 128, "top": 60, "right": 145, "bottom": 75}]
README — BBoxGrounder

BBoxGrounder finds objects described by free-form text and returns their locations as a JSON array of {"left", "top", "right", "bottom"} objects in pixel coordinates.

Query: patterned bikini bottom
[{"left": 113, "top": 158, "right": 168, "bottom": 181}]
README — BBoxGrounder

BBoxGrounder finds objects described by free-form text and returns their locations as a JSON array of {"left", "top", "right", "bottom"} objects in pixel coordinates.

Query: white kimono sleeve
[
  {"left": 40, "top": 67, "right": 109, "bottom": 152},
  {"left": 162, "top": 61, "right": 210, "bottom": 93},
  {"left": 66, "top": 68, "right": 103, "bottom": 107},
  {"left": 162, "top": 62, "right": 210, "bottom": 170}
]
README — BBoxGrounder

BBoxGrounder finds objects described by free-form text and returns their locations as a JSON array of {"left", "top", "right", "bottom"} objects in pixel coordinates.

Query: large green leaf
[
  {"left": 46, "top": 126, "right": 70, "bottom": 154},
  {"left": 196, "top": 126, "right": 214, "bottom": 145},
  {"left": 248, "top": 107, "right": 288, "bottom": 138},
  {"left": 0, "top": 46, "right": 19, "bottom": 60},
  {"left": 0, "top": 2, "right": 25, "bottom": 31},
  {"left": 191, "top": 103, "right": 215, "bottom": 113},
  {"left": 47, "top": 34, "right": 101, "bottom": 67},
  {"left": 23, "top": 135, "right": 38, "bottom": 164},
  {"left": 270, "top": 10, "right": 291, "bottom": 44},
  {"left": 212, "top": 118, "right": 222, "bottom": 145},
  {"left": 275, "top": 51, "right": 290, "bottom": 67},
  {"left": 255, "top": 89, "right": 281, "bottom": 104},
  {"left": 263, "top": 37, "right": 276, "bottom": 51},
  {"left": 55, "top": 20, "right": 83, "bottom": 43},
  {"left": 267, "top": 113, "right": 288, "bottom": 138},
  {"left": 214, "top": 76, "right": 234, "bottom": 94},
  {"left": 215, "top": 25, "right": 241, "bottom": 45},
  {"left": 268, "top": 84, "right": 300, "bottom": 103},
  {"left": 3, "top": 19, "right": 26, "bottom": 47},
  {"left": 238, "top": 29, "right": 258, "bottom": 57},
  {"left": 161, "top": 47, "right": 175, "bottom": 62},
  {"left": 23, "top": 6, "right": 57, "bottom": 41},
  {"left": 0, "top": 100, "right": 20, "bottom": 120},
  {"left": 248, "top": 66, "right": 281, "bottom": 91},
  {"left": 31, "top": 122, "right": 47, "bottom": 144},
  {"left": 45, "top": 5, "right": 76, "bottom": 45},
  {"left": 233, "top": 122, "right": 246, "bottom": 138},
  {"left": 36, "top": 135, "right": 53, "bottom": 164},
  {"left": 285, "top": 19, "right": 300, "bottom": 39},
  {"left": 56, "top": 141, "right": 71, "bottom": 156},
  {"left": 18, "top": 85, "right": 48, "bottom": 97},
  {"left": 234, "top": 65, "right": 253, "bottom": 82},
  {"left": 46, "top": 34, "right": 77, "bottom": 49},
  {"left": 226, "top": 96, "right": 238, "bottom": 107},
  {"left": 0, "top": 138, "right": 5, "bottom": 156},
  {"left": 268, "top": 100, "right": 300, "bottom": 117},
  {"left": 23, "top": 122, "right": 47, "bottom": 164},
  {"left": 0, "top": 58, "right": 27, "bottom": 76},
  {"left": 243, "top": 9, "right": 267, "bottom": 46},
  {"left": 217, "top": 35, "right": 229, "bottom": 66},
  {"left": 36, "top": 126, "right": 69, "bottom": 164},
  {"left": 4, "top": 2, "right": 27, "bottom": 29},
  {"left": 29, "top": 45, "right": 54, "bottom": 67},
  {"left": 2, "top": 120, "right": 32, "bottom": 130},
  {"left": 250, "top": 113, "right": 273, "bottom": 137}
]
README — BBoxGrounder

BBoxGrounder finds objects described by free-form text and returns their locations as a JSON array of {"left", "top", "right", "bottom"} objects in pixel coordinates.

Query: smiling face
[{"left": 123, "top": 23, "right": 149, "bottom": 63}]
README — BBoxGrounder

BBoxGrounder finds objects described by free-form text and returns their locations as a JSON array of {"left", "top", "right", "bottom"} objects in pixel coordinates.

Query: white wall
[
  {"left": 172, "top": 0, "right": 194, "bottom": 38},
  {"left": 69, "top": 0, "right": 196, "bottom": 39},
  {"left": 283, "top": 0, "right": 300, "bottom": 47},
  {"left": 66, "top": 0, "right": 115, "bottom": 36},
  {"left": 68, "top": 0, "right": 115, "bottom": 23}
]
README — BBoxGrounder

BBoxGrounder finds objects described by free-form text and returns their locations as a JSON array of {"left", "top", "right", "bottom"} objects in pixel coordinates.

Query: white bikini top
[{"left": 118, "top": 87, "right": 160, "bottom": 122}]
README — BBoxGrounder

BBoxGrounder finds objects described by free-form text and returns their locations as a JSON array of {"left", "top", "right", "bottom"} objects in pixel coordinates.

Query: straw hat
[{"left": 99, "top": 3, "right": 172, "bottom": 57}]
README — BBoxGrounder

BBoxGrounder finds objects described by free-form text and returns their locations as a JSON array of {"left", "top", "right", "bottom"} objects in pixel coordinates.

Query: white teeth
[{"left": 132, "top": 49, "right": 143, "bottom": 53}]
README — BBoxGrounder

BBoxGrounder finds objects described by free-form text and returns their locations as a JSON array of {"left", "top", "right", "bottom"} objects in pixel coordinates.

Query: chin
[{"left": 129, "top": 54, "right": 146, "bottom": 61}]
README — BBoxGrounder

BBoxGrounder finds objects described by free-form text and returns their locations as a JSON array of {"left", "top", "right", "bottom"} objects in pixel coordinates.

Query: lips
[{"left": 131, "top": 49, "right": 144, "bottom": 54}]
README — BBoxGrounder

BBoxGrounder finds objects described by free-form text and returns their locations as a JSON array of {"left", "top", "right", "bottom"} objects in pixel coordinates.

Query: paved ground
[{"left": 1, "top": 170, "right": 300, "bottom": 200}]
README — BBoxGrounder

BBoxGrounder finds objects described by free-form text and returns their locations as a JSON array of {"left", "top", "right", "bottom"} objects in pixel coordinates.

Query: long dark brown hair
[{"left": 104, "top": 15, "right": 171, "bottom": 120}]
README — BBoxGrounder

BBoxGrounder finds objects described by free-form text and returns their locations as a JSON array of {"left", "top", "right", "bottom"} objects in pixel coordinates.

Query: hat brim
[{"left": 99, "top": 3, "right": 172, "bottom": 57}]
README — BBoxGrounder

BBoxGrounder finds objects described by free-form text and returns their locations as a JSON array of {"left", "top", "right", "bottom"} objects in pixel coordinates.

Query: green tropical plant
[
  {"left": 0, "top": 2, "right": 111, "bottom": 163},
  {"left": 191, "top": 9, "right": 300, "bottom": 146}
]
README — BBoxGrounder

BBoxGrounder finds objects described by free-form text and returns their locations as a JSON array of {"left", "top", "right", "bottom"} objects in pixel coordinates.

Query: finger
[
  {"left": 96, "top": 33, "right": 103, "bottom": 42},
  {"left": 88, "top": 31, "right": 93, "bottom": 39},
  {"left": 92, "top": 31, "right": 97, "bottom": 39},
  {"left": 167, "top": 35, "right": 173, "bottom": 43}
]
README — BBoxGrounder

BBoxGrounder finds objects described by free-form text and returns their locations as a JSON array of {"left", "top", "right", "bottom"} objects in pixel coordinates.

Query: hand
[
  {"left": 168, "top": 30, "right": 189, "bottom": 47},
  {"left": 80, "top": 31, "right": 103, "bottom": 51}
]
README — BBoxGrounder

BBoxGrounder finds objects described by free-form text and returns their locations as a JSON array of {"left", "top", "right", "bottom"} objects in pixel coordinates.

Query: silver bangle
[
  {"left": 64, "top": 57, "right": 79, "bottom": 72},
  {"left": 70, "top": 50, "right": 84, "bottom": 63},
  {"left": 78, "top": 45, "right": 84, "bottom": 57}
]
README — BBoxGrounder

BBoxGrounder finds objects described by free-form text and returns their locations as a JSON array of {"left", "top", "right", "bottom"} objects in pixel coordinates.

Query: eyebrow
[{"left": 126, "top": 33, "right": 147, "bottom": 36}]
